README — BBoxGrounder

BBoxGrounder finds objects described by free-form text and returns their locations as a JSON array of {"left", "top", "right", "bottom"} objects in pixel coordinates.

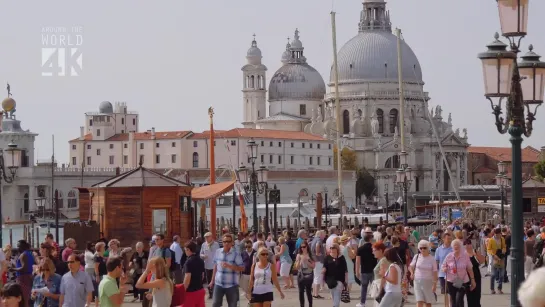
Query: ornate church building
[{"left": 240, "top": 0, "right": 469, "bottom": 206}]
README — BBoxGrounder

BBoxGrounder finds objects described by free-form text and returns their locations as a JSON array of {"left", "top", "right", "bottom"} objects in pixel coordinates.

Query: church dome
[
  {"left": 330, "top": 0, "right": 423, "bottom": 84},
  {"left": 99, "top": 101, "right": 113, "bottom": 114},
  {"left": 247, "top": 39, "right": 262, "bottom": 58},
  {"left": 2, "top": 97, "right": 15, "bottom": 112},
  {"left": 331, "top": 31, "right": 423, "bottom": 83},
  {"left": 269, "top": 29, "right": 326, "bottom": 102},
  {"left": 269, "top": 64, "right": 326, "bottom": 101}
]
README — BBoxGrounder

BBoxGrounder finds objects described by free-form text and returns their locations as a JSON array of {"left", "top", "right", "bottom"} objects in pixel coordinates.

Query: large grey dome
[
  {"left": 99, "top": 101, "right": 113, "bottom": 114},
  {"left": 269, "top": 64, "right": 326, "bottom": 101},
  {"left": 331, "top": 31, "right": 423, "bottom": 84}
]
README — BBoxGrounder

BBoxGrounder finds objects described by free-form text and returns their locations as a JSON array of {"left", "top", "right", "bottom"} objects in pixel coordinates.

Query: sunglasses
[
  {"left": 419, "top": 247, "right": 428, "bottom": 250},
  {"left": 301, "top": 246, "right": 308, "bottom": 248},
  {"left": 66, "top": 261, "right": 75, "bottom": 264},
  {"left": 260, "top": 253, "right": 269, "bottom": 256},
  {"left": 223, "top": 240, "right": 233, "bottom": 243}
]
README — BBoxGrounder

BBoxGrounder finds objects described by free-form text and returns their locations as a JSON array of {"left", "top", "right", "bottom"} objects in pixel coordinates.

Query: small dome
[
  {"left": 331, "top": 31, "right": 423, "bottom": 83},
  {"left": 2, "top": 97, "right": 15, "bottom": 112},
  {"left": 291, "top": 29, "right": 303, "bottom": 49},
  {"left": 247, "top": 40, "right": 262, "bottom": 58},
  {"left": 99, "top": 101, "right": 113, "bottom": 114},
  {"left": 269, "top": 64, "right": 326, "bottom": 102}
]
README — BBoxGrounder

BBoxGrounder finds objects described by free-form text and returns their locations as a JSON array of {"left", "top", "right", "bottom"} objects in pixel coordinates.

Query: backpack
[
  {"left": 162, "top": 248, "right": 177, "bottom": 272},
  {"left": 533, "top": 239, "right": 544, "bottom": 263}
]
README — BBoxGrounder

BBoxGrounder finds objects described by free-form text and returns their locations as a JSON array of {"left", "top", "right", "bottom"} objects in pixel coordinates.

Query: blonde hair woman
[
  {"left": 136, "top": 256, "right": 173, "bottom": 307},
  {"left": 275, "top": 236, "right": 293, "bottom": 289},
  {"left": 247, "top": 247, "right": 285, "bottom": 307}
]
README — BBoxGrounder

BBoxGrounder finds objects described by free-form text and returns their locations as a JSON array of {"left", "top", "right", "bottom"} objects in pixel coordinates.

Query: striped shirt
[{"left": 213, "top": 247, "right": 244, "bottom": 288}]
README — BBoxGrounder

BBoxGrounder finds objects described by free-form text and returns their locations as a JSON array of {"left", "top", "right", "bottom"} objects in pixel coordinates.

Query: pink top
[
  {"left": 441, "top": 252, "right": 472, "bottom": 283},
  {"left": 410, "top": 254, "right": 437, "bottom": 280}
]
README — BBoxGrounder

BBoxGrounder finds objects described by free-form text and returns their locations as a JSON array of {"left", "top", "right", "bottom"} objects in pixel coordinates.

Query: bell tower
[{"left": 242, "top": 34, "right": 267, "bottom": 128}]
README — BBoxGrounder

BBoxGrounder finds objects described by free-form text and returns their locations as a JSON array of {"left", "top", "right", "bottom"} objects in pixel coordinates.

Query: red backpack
[{"left": 171, "top": 284, "right": 185, "bottom": 307}]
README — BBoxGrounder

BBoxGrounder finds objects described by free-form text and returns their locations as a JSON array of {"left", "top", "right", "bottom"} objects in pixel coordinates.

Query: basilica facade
[{"left": 241, "top": 0, "right": 470, "bottom": 206}]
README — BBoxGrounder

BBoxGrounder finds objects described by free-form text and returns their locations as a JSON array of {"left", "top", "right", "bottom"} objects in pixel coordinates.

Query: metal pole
[
  {"left": 273, "top": 200, "right": 277, "bottom": 240},
  {"left": 330, "top": 11, "right": 344, "bottom": 229},
  {"left": 251, "top": 162, "right": 258, "bottom": 233},
  {"left": 325, "top": 192, "right": 328, "bottom": 227},
  {"left": 232, "top": 191, "right": 236, "bottom": 234},
  {"left": 510, "top": 126, "right": 524, "bottom": 307},
  {"left": 396, "top": 28, "right": 406, "bottom": 151},
  {"left": 403, "top": 183, "right": 408, "bottom": 226},
  {"left": 264, "top": 185, "right": 269, "bottom": 235},
  {"left": 297, "top": 196, "right": 301, "bottom": 231},
  {"left": 500, "top": 185, "right": 505, "bottom": 221},
  {"left": 384, "top": 186, "right": 389, "bottom": 226},
  {"left": 54, "top": 189, "right": 59, "bottom": 242}
]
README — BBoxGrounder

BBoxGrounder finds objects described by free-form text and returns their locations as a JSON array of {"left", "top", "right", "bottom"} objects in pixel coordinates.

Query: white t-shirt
[
  {"left": 325, "top": 234, "right": 338, "bottom": 251},
  {"left": 373, "top": 231, "right": 382, "bottom": 242},
  {"left": 253, "top": 240, "right": 264, "bottom": 251}
]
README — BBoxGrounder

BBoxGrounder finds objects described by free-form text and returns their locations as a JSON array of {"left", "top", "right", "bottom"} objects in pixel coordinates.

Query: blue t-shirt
[{"left": 435, "top": 245, "right": 453, "bottom": 278}]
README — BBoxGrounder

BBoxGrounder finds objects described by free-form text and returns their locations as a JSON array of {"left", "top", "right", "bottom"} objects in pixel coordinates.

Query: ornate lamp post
[
  {"left": 268, "top": 184, "right": 280, "bottom": 239},
  {"left": 384, "top": 177, "right": 389, "bottom": 225},
  {"left": 496, "top": 161, "right": 509, "bottom": 221},
  {"left": 477, "top": 1, "right": 545, "bottom": 305},
  {"left": 395, "top": 151, "right": 413, "bottom": 226},
  {"left": 237, "top": 139, "right": 269, "bottom": 233},
  {"left": 323, "top": 187, "right": 329, "bottom": 227},
  {"left": 0, "top": 142, "right": 22, "bottom": 246}
]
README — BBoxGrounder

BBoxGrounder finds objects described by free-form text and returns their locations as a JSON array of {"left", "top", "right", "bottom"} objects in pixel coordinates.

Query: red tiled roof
[
  {"left": 468, "top": 146, "right": 541, "bottom": 163},
  {"left": 70, "top": 131, "right": 192, "bottom": 142},
  {"left": 474, "top": 166, "right": 496, "bottom": 173},
  {"left": 188, "top": 128, "right": 326, "bottom": 141}
]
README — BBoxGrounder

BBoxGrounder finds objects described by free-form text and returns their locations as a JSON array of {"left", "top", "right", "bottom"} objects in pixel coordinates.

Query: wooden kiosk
[{"left": 77, "top": 166, "right": 193, "bottom": 247}]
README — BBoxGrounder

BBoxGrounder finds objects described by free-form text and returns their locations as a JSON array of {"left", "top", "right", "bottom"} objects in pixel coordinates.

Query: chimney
[
  {"left": 541, "top": 146, "right": 545, "bottom": 161},
  {"left": 151, "top": 127, "right": 156, "bottom": 139},
  {"left": 80, "top": 126, "right": 84, "bottom": 138}
]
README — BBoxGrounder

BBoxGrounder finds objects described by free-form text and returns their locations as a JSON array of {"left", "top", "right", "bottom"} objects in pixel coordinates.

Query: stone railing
[{"left": 324, "top": 90, "right": 429, "bottom": 101}]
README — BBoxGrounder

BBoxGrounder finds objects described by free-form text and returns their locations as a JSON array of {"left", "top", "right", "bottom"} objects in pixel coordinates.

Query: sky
[{"left": 0, "top": 0, "right": 544, "bottom": 164}]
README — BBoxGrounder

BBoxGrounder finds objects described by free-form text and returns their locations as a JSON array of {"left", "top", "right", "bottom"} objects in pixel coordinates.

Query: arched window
[
  {"left": 250, "top": 75, "right": 255, "bottom": 88},
  {"left": 68, "top": 190, "right": 77, "bottom": 208},
  {"left": 23, "top": 193, "right": 29, "bottom": 213},
  {"left": 389, "top": 109, "right": 398, "bottom": 133},
  {"left": 376, "top": 109, "right": 384, "bottom": 133},
  {"left": 384, "top": 155, "right": 400, "bottom": 169},
  {"left": 342, "top": 110, "right": 350, "bottom": 134},
  {"left": 193, "top": 152, "right": 199, "bottom": 168},
  {"left": 358, "top": 109, "right": 363, "bottom": 118},
  {"left": 56, "top": 190, "right": 64, "bottom": 209}
]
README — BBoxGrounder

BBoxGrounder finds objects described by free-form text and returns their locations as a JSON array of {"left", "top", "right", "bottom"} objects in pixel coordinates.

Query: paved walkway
[{"left": 119, "top": 276, "right": 512, "bottom": 307}]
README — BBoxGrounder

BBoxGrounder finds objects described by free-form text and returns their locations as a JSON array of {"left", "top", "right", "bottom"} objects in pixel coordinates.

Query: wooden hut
[{"left": 77, "top": 166, "right": 192, "bottom": 247}]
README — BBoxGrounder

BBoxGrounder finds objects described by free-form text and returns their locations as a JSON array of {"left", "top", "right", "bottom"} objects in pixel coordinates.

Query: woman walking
[
  {"left": 441, "top": 239, "right": 477, "bottom": 307},
  {"left": 340, "top": 236, "right": 356, "bottom": 291},
  {"left": 129, "top": 242, "right": 148, "bottom": 302},
  {"left": 275, "top": 237, "right": 293, "bottom": 289},
  {"left": 371, "top": 242, "right": 389, "bottom": 307},
  {"left": 378, "top": 248, "right": 404, "bottom": 307},
  {"left": 10, "top": 240, "right": 34, "bottom": 305},
  {"left": 247, "top": 247, "right": 285, "bottom": 307},
  {"left": 136, "top": 257, "right": 174, "bottom": 307},
  {"left": 409, "top": 240, "right": 438, "bottom": 307},
  {"left": 465, "top": 239, "right": 483, "bottom": 307},
  {"left": 294, "top": 242, "right": 314, "bottom": 307},
  {"left": 323, "top": 244, "right": 347, "bottom": 307},
  {"left": 31, "top": 258, "right": 61, "bottom": 307}
]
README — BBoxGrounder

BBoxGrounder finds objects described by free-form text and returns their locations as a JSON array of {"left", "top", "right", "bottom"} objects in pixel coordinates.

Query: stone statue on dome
[
  {"left": 6, "top": 83, "right": 11, "bottom": 97},
  {"left": 448, "top": 113, "right": 452, "bottom": 126},
  {"left": 435, "top": 105, "right": 442, "bottom": 118},
  {"left": 462, "top": 128, "right": 468, "bottom": 139},
  {"left": 316, "top": 107, "right": 323, "bottom": 123}
]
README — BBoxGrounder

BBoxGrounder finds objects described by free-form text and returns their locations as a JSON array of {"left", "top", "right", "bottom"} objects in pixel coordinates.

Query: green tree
[
  {"left": 332, "top": 146, "right": 358, "bottom": 171},
  {"left": 356, "top": 168, "right": 376, "bottom": 201},
  {"left": 534, "top": 160, "right": 545, "bottom": 181}
]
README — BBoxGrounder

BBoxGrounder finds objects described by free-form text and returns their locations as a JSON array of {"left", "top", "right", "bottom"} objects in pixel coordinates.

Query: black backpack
[{"left": 162, "top": 247, "right": 177, "bottom": 272}]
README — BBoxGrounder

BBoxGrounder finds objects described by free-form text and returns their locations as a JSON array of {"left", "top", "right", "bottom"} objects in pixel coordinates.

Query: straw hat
[{"left": 340, "top": 235, "right": 350, "bottom": 243}]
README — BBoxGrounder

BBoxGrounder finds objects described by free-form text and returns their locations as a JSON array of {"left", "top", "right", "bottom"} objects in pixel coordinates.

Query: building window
[
  {"left": 329, "top": 144, "right": 332, "bottom": 150},
  {"left": 121, "top": 118, "right": 124, "bottom": 125},
  {"left": 139, "top": 155, "right": 144, "bottom": 164},
  {"left": 67, "top": 190, "right": 77, "bottom": 208},
  {"left": 172, "top": 142, "right": 176, "bottom": 147},
  {"left": 123, "top": 155, "right": 128, "bottom": 164},
  {"left": 269, "top": 155, "right": 273, "bottom": 164},
  {"left": 317, "top": 144, "right": 321, "bottom": 149},
  {"left": 140, "top": 143, "right": 144, "bottom": 149},
  {"left": 124, "top": 143, "right": 128, "bottom": 149},
  {"left": 193, "top": 141, "right": 198, "bottom": 147},
  {"left": 109, "top": 156, "right": 114, "bottom": 165},
  {"left": 317, "top": 157, "right": 321, "bottom": 165},
  {"left": 385, "top": 155, "right": 400, "bottom": 169},
  {"left": 72, "top": 144, "right": 76, "bottom": 150},
  {"left": 523, "top": 198, "right": 532, "bottom": 213},
  {"left": 261, "top": 141, "right": 264, "bottom": 146},
  {"left": 377, "top": 108, "right": 384, "bottom": 133},
  {"left": 329, "top": 157, "right": 332, "bottom": 165},
  {"left": 261, "top": 155, "right": 264, "bottom": 163},
  {"left": 109, "top": 144, "right": 114, "bottom": 149},
  {"left": 87, "top": 144, "right": 91, "bottom": 149},
  {"left": 89, "top": 119, "right": 93, "bottom": 126},
  {"left": 156, "top": 143, "right": 160, "bottom": 148},
  {"left": 214, "top": 141, "right": 216, "bottom": 146},
  {"left": 152, "top": 209, "right": 168, "bottom": 234},
  {"left": 96, "top": 149, "right": 101, "bottom": 156},
  {"left": 171, "top": 154, "right": 176, "bottom": 163},
  {"left": 291, "top": 143, "right": 294, "bottom": 148},
  {"left": 269, "top": 141, "right": 273, "bottom": 147},
  {"left": 56, "top": 190, "right": 64, "bottom": 209},
  {"left": 302, "top": 143, "right": 305, "bottom": 149},
  {"left": 133, "top": 118, "right": 136, "bottom": 125},
  {"left": 389, "top": 109, "right": 398, "bottom": 133},
  {"left": 96, "top": 129, "right": 101, "bottom": 136},
  {"left": 193, "top": 152, "right": 199, "bottom": 168},
  {"left": 300, "top": 104, "right": 306, "bottom": 116},
  {"left": 343, "top": 110, "right": 350, "bottom": 134},
  {"left": 87, "top": 156, "right": 91, "bottom": 165},
  {"left": 72, "top": 157, "right": 76, "bottom": 165},
  {"left": 121, "top": 130, "right": 124, "bottom": 133},
  {"left": 290, "top": 156, "right": 294, "bottom": 164},
  {"left": 310, "top": 157, "right": 313, "bottom": 165},
  {"left": 155, "top": 154, "right": 160, "bottom": 164},
  {"left": 278, "top": 142, "right": 282, "bottom": 147},
  {"left": 278, "top": 156, "right": 282, "bottom": 164},
  {"left": 310, "top": 143, "right": 313, "bottom": 149},
  {"left": 23, "top": 193, "right": 29, "bottom": 213},
  {"left": 231, "top": 140, "right": 236, "bottom": 146}
]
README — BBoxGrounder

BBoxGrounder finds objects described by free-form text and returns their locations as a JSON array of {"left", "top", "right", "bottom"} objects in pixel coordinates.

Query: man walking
[
  {"left": 311, "top": 230, "right": 325, "bottom": 299},
  {"left": 170, "top": 235, "right": 184, "bottom": 283},
  {"left": 200, "top": 232, "right": 219, "bottom": 299},
  {"left": 356, "top": 233, "right": 377, "bottom": 307},
  {"left": 60, "top": 254, "right": 94, "bottom": 307},
  {"left": 210, "top": 234, "right": 244, "bottom": 307},
  {"left": 435, "top": 232, "right": 453, "bottom": 294}
]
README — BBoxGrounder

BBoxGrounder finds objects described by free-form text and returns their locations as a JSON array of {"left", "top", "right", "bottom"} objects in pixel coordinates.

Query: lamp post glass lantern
[
  {"left": 0, "top": 142, "right": 21, "bottom": 246},
  {"left": 395, "top": 151, "right": 413, "bottom": 226},
  {"left": 477, "top": 1, "right": 545, "bottom": 305},
  {"left": 237, "top": 139, "right": 269, "bottom": 233}
]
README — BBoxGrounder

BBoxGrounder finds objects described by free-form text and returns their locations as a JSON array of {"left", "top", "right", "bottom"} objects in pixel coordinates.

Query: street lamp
[
  {"left": 394, "top": 151, "right": 413, "bottom": 226},
  {"left": 268, "top": 184, "right": 280, "bottom": 239},
  {"left": 0, "top": 142, "right": 22, "bottom": 246},
  {"left": 477, "top": 2, "right": 545, "bottom": 305},
  {"left": 323, "top": 187, "right": 329, "bottom": 227},
  {"left": 237, "top": 139, "right": 269, "bottom": 233},
  {"left": 496, "top": 161, "right": 509, "bottom": 221},
  {"left": 384, "top": 177, "right": 390, "bottom": 226}
]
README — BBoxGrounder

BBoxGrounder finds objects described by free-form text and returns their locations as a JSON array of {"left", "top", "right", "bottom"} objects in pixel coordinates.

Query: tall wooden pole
[
  {"left": 208, "top": 107, "right": 217, "bottom": 238},
  {"left": 331, "top": 11, "right": 344, "bottom": 229}
]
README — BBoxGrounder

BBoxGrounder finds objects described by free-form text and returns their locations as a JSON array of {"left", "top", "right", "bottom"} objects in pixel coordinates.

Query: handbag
[
  {"left": 341, "top": 287, "right": 351, "bottom": 303},
  {"left": 369, "top": 279, "right": 381, "bottom": 298},
  {"left": 375, "top": 288, "right": 386, "bottom": 303}
]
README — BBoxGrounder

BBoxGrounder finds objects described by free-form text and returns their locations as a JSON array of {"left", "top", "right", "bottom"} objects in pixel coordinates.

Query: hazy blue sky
[{"left": 0, "top": 0, "right": 544, "bottom": 164}]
